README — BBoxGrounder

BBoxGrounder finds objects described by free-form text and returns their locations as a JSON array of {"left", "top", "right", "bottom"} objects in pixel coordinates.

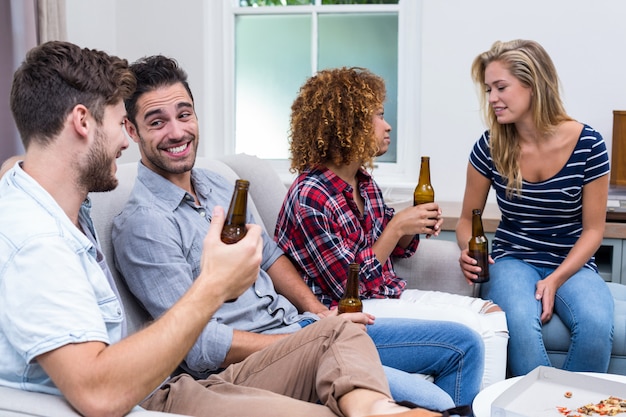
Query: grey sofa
[{"left": 3, "top": 153, "right": 626, "bottom": 415}]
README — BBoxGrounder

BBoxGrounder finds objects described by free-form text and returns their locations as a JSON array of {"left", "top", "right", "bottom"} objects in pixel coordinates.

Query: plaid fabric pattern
[{"left": 275, "top": 166, "right": 418, "bottom": 308}]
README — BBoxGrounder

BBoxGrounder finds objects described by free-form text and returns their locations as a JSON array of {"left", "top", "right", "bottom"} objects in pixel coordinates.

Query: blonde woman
[{"left": 456, "top": 39, "right": 613, "bottom": 376}]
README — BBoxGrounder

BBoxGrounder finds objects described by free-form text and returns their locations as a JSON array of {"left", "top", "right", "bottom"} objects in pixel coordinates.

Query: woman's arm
[
  {"left": 372, "top": 202, "right": 441, "bottom": 263},
  {"left": 456, "top": 163, "right": 492, "bottom": 283}
]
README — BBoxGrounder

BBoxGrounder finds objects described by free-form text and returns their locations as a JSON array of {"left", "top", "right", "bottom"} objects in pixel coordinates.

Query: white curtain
[
  {"left": 37, "top": 0, "right": 66, "bottom": 43},
  {"left": 0, "top": 0, "right": 38, "bottom": 163},
  {"left": 0, "top": 0, "right": 66, "bottom": 164}
]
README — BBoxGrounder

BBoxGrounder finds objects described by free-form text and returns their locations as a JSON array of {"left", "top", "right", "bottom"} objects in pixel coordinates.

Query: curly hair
[
  {"left": 289, "top": 67, "right": 386, "bottom": 174},
  {"left": 471, "top": 39, "right": 572, "bottom": 197},
  {"left": 10, "top": 41, "right": 135, "bottom": 149}
]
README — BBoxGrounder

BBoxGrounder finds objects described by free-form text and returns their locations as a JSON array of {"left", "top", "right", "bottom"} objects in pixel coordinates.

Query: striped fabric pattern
[{"left": 469, "top": 125, "right": 610, "bottom": 271}]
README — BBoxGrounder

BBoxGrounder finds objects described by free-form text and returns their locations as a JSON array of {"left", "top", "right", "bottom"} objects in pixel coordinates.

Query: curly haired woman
[{"left": 275, "top": 67, "right": 509, "bottom": 388}]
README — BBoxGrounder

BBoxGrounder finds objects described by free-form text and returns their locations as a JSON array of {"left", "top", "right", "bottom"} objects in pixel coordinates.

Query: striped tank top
[{"left": 469, "top": 125, "right": 610, "bottom": 271}]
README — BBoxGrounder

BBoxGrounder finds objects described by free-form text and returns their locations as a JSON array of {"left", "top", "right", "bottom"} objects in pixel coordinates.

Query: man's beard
[
  {"left": 79, "top": 128, "right": 118, "bottom": 193},
  {"left": 140, "top": 134, "right": 197, "bottom": 175}
]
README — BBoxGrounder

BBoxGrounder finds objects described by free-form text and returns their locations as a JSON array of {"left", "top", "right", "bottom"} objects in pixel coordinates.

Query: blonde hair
[
  {"left": 471, "top": 39, "right": 572, "bottom": 196},
  {"left": 288, "top": 67, "right": 385, "bottom": 173}
]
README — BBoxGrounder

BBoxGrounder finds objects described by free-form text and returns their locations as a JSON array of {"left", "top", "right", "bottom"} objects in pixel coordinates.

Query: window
[{"left": 206, "top": 0, "right": 421, "bottom": 186}]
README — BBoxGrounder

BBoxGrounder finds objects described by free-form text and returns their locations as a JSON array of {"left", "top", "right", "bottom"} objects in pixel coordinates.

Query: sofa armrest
[
  {"left": 393, "top": 238, "right": 474, "bottom": 297},
  {"left": 0, "top": 387, "right": 189, "bottom": 417}
]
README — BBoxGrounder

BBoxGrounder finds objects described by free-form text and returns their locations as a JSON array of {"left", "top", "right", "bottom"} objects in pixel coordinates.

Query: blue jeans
[
  {"left": 482, "top": 257, "right": 614, "bottom": 376},
  {"left": 368, "top": 317, "right": 484, "bottom": 409}
]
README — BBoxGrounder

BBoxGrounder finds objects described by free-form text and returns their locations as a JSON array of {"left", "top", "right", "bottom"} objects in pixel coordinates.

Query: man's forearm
[
  {"left": 37, "top": 279, "right": 227, "bottom": 417},
  {"left": 267, "top": 256, "right": 328, "bottom": 314}
]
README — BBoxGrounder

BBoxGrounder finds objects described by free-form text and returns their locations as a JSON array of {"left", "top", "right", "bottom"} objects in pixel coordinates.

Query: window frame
[{"left": 204, "top": 0, "right": 422, "bottom": 188}]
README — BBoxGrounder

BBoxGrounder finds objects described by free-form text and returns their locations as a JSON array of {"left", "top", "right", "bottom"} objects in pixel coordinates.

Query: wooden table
[{"left": 438, "top": 201, "right": 626, "bottom": 239}]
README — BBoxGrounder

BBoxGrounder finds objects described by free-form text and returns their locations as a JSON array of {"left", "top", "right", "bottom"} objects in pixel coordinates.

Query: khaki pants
[{"left": 142, "top": 317, "right": 390, "bottom": 417}]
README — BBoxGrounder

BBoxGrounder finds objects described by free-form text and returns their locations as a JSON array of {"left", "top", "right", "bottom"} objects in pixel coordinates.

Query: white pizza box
[{"left": 491, "top": 366, "right": 626, "bottom": 417}]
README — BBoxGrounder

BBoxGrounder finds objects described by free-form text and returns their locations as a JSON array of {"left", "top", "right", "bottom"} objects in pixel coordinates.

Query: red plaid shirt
[{"left": 275, "top": 166, "right": 418, "bottom": 308}]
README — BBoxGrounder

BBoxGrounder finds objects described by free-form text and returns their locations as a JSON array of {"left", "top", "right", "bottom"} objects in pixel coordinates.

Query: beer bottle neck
[
  {"left": 418, "top": 159, "right": 431, "bottom": 185},
  {"left": 225, "top": 180, "right": 249, "bottom": 226},
  {"left": 471, "top": 213, "right": 484, "bottom": 237},
  {"left": 344, "top": 264, "right": 360, "bottom": 298}
]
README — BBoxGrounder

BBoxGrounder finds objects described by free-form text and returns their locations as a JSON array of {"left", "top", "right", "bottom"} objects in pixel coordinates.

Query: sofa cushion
[
  {"left": 394, "top": 239, "right": 474, "bottom": 297},
  {"left": 0, "top": 386, "right": 188, "bottom": 416}
]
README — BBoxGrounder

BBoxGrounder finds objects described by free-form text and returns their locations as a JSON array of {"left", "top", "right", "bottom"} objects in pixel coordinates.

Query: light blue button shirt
[
  {"left": 112, "top": 163, "right": 317, "bottom": 378},
  {"left": 0, "top": 164, "right": 124, "bottom": 395}
]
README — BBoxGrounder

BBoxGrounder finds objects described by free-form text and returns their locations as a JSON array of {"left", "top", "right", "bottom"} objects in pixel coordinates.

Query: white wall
[
  {"left": 65, "top": 0, "right": 626, "bottom": 202},
  {"left": 66, "top": 0, "right": 207, "bottom": 164},
  {"left": 420, "top": 0, "right": 626, "bottom": 201}
]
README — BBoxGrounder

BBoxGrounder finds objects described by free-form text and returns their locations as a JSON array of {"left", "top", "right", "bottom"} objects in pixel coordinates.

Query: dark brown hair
[
  {"left": 10, "top": 41, "right": 135, "bottom": 149},
  {"left": 125, "top": 55, "right": 193, "bottom": 127}
]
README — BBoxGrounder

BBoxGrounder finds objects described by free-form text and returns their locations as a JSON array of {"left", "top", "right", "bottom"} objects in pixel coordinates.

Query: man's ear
[
  {"left": 71, "top": 104, "right": 90, "bottom": 139},
  {"left": 124, "top": 118, "right": 140, "bottom": 144}
]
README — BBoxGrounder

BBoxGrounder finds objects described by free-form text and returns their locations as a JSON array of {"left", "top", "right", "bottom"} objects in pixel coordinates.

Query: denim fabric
[
  {"left": 483, "top": 257, "right": 614, "bottom": 376},
  {"left": 383, "top": 366, "right": 455, "bottom": 411},
  {"left": 370, "top": 318, "right": 483, "bottom": 407}
]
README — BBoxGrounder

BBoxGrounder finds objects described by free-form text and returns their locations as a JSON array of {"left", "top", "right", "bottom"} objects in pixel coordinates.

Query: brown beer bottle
[
  {"left": 468, "top": 209, "right": 490, "bottom": 283},
  {"left": 413, "top": 156, "right": 434, "bottom": 206},
  {"left": 338, "top": 263, "right": 363, "bottom": 314},
  {"left": 221, "top": 179, "right": 249, "bottom": 244}
]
